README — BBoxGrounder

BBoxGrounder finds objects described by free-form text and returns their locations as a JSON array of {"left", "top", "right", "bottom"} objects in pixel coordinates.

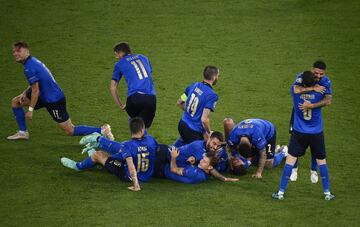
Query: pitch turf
[{"left": 1, "top": 0, "right": 359, "bottom": 226}]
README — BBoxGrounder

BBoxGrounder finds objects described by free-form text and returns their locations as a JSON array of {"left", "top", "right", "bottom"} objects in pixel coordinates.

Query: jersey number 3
[{"left": 131, "top": 60, "right": 148, "bottom": 80}]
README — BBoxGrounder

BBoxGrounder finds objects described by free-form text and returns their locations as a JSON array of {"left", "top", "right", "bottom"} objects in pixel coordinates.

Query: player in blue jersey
[
  {"left": 154, "top": 132, "right": 239, "bottom": 182},
  {"left": 175, "top": 65, "right": 219, "bottom": 145},
  {"left": 7, "top": 42, "right": 114, "bottom": 140},
  {"left": 272, "top": 71, "right": 335, "bottom": 200},
  {"left": 61, "top": 117, "right": 158, "bottom": 191},
  {"left": 224, "top": 118, "right": 287, "bottom": 179},
  {"left": 289, "top": 60, "right": 332, "bottom": 183},
  {"left": 110, "top": 42, "right": 156, "bottom": 129}
]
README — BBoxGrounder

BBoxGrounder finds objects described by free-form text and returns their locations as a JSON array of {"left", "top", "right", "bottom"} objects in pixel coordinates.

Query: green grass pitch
[{"left": 1, "top": 0, "right": 360, "bottom": 226}]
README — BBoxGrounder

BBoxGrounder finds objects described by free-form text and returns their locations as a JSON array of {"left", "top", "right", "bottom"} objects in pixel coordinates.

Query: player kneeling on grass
[
  {"left": 224, "top": 117, "right": 287, "bottom": 179},
  {"left": 272, "top": 71, "right": 335, "bottom": 201},
  {"left": 7, "top": 41, "right": 114, "bottom": 140},
  {"left": 61, "top": 117, "right": 157, "bottom": 191}
]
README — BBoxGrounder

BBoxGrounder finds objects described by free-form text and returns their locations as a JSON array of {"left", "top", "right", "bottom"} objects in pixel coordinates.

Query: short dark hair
[
  {"left": 113, "top": 42, "right": 132, "bottom": 55},
  {"left": 210, "top": 131, "right": 224, "bottom": 142},
  {"left": 206, "top": 151, "right": 219, "bottom": 167},
  {"left": 313, "top": 60, "right": 326, "bottom": 70},
  {"left": 203, "top": 65, "right": 219, "bottom": 80},
  {"left": 232, "top": 162, "right": 247, "bottom": 175},
  {"left": 238, "top": 142, "right": 251, "bottom": 158},
  {"left": 13, "top": 41, "right": 29, "bottom": 49},
  {"left": 301, "top": 71, "right": 316, "bottom": 87},
  {"left": 129, "top": 117, "right": 145, "bottom": 134}
]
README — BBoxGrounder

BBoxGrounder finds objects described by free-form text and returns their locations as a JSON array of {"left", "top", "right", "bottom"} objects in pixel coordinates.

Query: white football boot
[{"left": 7, "top": 131, "right": 29, "bottom": 140}]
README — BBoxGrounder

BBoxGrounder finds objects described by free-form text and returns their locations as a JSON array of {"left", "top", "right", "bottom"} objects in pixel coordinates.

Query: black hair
[
  {"left": 301, "top": 71, "right": 316, "bottom": 87},
  {"left": 205, "top": 151, "right": 219, "bottom": 167},
  {"left": 113, "top": 42, "right": 132, "bottom": 55},
  {"left": 210, "top": 131, "right": 224, "bottom": 142},
  {"left": 203, "top": 65, "right": 219, "bottom": 80},
  {"left": 238, "top": 142, "right": 251, "bottom": 158},
  {"left": 313, "top": 60, "right": 326, "bottom": 70},
  {"left": 129, "top": 117, "right": 145, "bottom": 134},
  {"left": 13, "top": 41, "right": 29, "bottom": 49}
]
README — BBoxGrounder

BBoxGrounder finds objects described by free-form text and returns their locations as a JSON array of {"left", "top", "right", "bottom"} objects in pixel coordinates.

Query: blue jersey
[
  {"left": 112, "top": 54, "right": 155, "bottom": 97},
  {"left": 111, "top": 135, "right": 158, "bottom": 182},
  {"left": 215, "top": 148, "right": 229, "bottom": 172},
  {"left": 227, "top": 119, "right": 275, "bottom": 151},
  {"left": 293, "top": 72, "right": 332, "bottom": 95},
  {"left": 168, "top": 140, "right": 206, "bottom": 166},
  {"left": 164, "top": 164, "right": 208, "bottom": 184},
  {"left": 181, "top": 82, "right": 218, "bottom": 133},
  {"left": 23, "top": 56, "right": 64, "bottom": 103}
]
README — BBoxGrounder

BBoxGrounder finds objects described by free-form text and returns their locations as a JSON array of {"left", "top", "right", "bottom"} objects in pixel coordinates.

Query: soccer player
[
  {"left": 224, "top": 118, "right": 286, "bottom": 179},
  {"left": 289, "top": 60, "right": 332, "bottom": 183},
  {"left": 175, "top": 65, "right": 220, "bottom": 146},
  {"left": 155, "top": 132, "right": 239, "bottom": 182},
  {"left": 61, "top": 117, "right": 158, "bottom": 191},
  {"left": 110, "top": 42, "right": 156, "bottom": 129},
  {"left": 272, "top": 71, "right": 335, "bottom": 200},
  {"left": 7, "top": 42, "right": 113, "bottom": 140}
]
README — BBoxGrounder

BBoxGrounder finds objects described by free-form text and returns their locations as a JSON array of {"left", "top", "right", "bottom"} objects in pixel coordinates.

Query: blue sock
[
  {"left": 273, "top": 151, "right": 286, "bottom": 168},
  {"left": 12, "top": 107, "right": 27, "bottom": 131},
  {"left": 73, "top": 125, "right": 101, "bottom": 136},
  {"left": 98, "top": 137, "right": 123, "bottom": 155},
  {"left": 293, "top": 160, "right": 298, "bottom": 169},
  {"left": 76, "top": 157, "right": 95, "bottom": 170},
  {"left": 279, "top": 163, "right": 293, "bottom": 193},
  {"left": 173, "top": 137, "right": 185, "bottom": 147},
  {"left": 319, "top": 164, "right": 330, "bottom": 193},
  {"left": 311, "top": 156, "right": 317, "bottom": 171},
  {"left": 237, "top": 155, "right": 251, "bottom": 169}
]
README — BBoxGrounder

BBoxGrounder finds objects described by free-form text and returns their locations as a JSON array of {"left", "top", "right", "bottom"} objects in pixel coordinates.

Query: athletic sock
[
  {"left": 279, "top": 163, "right": 293, "bottom": 193},
  {"left": 98, "top": 137, "right": 123, "bottom": 155},
  {"left": 319, "top": 164, "right": 330, "bottom": 193},
  {"left": 73, "top": 125, "right": 101, "bottom": 136},
  {"left": 12, "top": 107, "right": 27, "bottom": 131},
  {"left": 273, "top": 151, "right": 286, "bottom": 168},
  {"left": 311, "top": 156, "right": 317, "bottom": 171},
  {"left": 76, "top": 157, "right": 95, "bottom": 170}
]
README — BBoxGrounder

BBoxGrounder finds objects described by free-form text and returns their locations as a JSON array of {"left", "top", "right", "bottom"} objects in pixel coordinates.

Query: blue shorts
[
  {"left": 288, "top": 130, "right": 326, "bottom": 159},
  {"left": 26, "top": 88, "right": 69, "bottom": 123}
]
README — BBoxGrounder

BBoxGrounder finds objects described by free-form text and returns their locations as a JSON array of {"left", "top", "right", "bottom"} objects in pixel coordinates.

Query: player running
[
  {"left": 61, "top": 117, "right": 158, "bottom": 191},
  {"left": 110, "top": 42, "right": 156, "bottom": 129},
  {"left": 272, "top": 71, "right": 335, "bottom": 200},
  {"left": 174, "top": 65, "right": 220, "bottom": 146},
  {"left": 7, "top": 42, "right": 113, "bottom": 140},
  {"left": 289, "top": 60, "right": 332, "bottom": 183}
]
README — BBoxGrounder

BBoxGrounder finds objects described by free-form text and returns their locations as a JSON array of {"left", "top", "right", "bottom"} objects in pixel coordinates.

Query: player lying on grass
[
  {"left": 224, "top": 118, "right": 285, "bottom": 179},
  {"left": 272, "top": 71, "right": 335, "bottom": 201},
  {"left": 174, "top": 65, "right": 220, "bottom": 147},
  {"left": 8, "top": 41, "right": 114, "bottom": 140},
  {"left": 289, "top": 60, "right": 332, "bottom": 183},
  {"left": 154, "top": 132, "right": 239, "bottom": 183},
  {"left": 60, "top": 118, "right": 158, "bottom": 191}
]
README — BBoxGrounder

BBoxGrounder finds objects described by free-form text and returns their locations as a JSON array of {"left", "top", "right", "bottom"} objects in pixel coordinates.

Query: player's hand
[
  {"left": 252, "top": 172, "right": 262, "bottom": 179},
  {"left": 128, "top": 185, "right": 141, "bottom": 192},
  {"left": 170, "top": 147, "right": 180, "bottom": 158},
  {"left": 120, "top": 104, "right": 126, "bottom": 111},
  {"left": 299, "top": 100, "right": 313, "bottom": 112},
  {"left": 224, "top": 177, "right": 239, "bottom": 182},
  {"left": 203, "top": 132, "right": 210, "bottom": 141},
  {"left": 313, "top": 84, "right": 326, "bottom": 94},
  {"left": 25, "top": 111, "right": 33, "bottom": 120}
]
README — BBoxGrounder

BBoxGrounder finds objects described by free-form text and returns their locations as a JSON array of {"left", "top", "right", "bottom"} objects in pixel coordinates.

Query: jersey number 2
[{"left": 131, "top": 60, "right": 148, "bottom": 80}]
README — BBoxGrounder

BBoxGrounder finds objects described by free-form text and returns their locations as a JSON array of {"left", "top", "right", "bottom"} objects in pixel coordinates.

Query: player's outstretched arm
[
  {"left": 293, "top": 84, "right": 326, "bottom": 94},
  {"left": 210, "top": 169, "right": 239, "bottom": 182},
  {"left": 253, "top": 148, "right": 266, "bottom": 179},
  {"left": 126, "top": 157, "right": 141, "bottom": 191},
  {"left": 110, "top": 80, "right": 126, "bottom": 111},
  {"left": 26, "top": 82, "right": 40, "bottom": 120}
]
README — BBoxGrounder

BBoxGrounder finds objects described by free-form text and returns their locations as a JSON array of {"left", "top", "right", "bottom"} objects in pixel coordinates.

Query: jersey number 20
[{"left": 131, "top": 60, "right": 148, "bottom": 80}]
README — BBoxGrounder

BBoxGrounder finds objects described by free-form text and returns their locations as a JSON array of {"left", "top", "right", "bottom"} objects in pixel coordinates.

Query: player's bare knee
[
  {"left": 63, "top": 127, "right": 73, "bottom": 136},
  {"left": 223, "top": 117, "right": 234, "bottom": 128},
  {"left": 11, "top": 96, "right": 21, "bottom": 107},
  {"left": 265, "top": 160, "right": 274, "bottom": 168}
]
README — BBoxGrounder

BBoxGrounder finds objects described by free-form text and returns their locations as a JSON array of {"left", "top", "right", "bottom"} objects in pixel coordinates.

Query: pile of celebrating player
[{"left": 7, "top": 41, "right": 335, "bottom": 200}]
